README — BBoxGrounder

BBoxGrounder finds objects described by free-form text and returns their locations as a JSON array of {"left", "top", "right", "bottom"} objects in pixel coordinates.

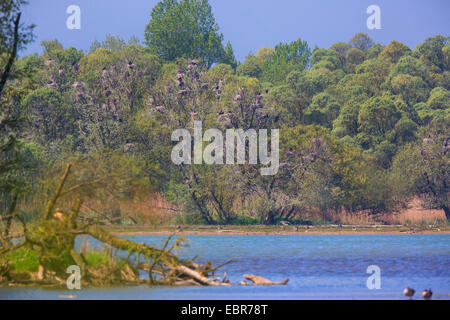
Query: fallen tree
[{"left": 0, "top": 163, "right": 289, "bottom": 288}]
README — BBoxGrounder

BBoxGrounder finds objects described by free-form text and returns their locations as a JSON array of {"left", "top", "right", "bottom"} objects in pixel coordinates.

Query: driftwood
[
  {"left": 243, "top": 274, "right": 289, "bottom": 286},
  {"left": 174, "top": 265, "right": 231, "bottom": 286}
]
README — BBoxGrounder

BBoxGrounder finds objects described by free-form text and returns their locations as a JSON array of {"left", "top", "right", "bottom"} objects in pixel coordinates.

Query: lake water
[{"left": 1, "top": 234, "right": 449, "bottom": 300}]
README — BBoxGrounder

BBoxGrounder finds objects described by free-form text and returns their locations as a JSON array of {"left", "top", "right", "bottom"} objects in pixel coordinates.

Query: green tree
[
  {"left": 349, "top": 33, "right": 374, "bottom": 51},
  {"left": 390, "top": 126, "right": 449, "bottom": 219},
  {"left": 0, "top": 0, "right": 34, "bottom": 208},
  {"left": 379, "top": 40, "right": 411, "bottom": 64},
  {"left": 0, "top": 0, "right": 34, "bottom": 96},
  {"left": 427, "top": 87, "right": 450, "bottom": 110},
  {"left": 413, "top": 35, "right": 449, "bottom": 73},
  {"left": 220, "top": 41, "right": 237, "bottom": 69},
  {"left": 263, "top": 38, "right": 311, "bottom": 84},
  {"left": 390, "top": 74, "right": 429, "bottom": 105},
  {"left": 144, "top": 0, "right": 224, "bottom": 67},
  {"left": 20, "top": 88, "right": 70, "bottom": 144},
  {"left": 358, "top": 96, "right": 401, "bottom": 148}
]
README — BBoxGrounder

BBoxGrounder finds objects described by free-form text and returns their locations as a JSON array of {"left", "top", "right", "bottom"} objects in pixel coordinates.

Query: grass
[
  {"left": 79, "top": 238, "right": 126, "bottom": 269},
  {"left": 5, "top": 248, "right": 39, "bottom": 273},
  {"left": 84, "top": 251, "right": 112, "bottom": 268},
  {"left": 3, "top": 242, "right": 126, "bottom": 275}
]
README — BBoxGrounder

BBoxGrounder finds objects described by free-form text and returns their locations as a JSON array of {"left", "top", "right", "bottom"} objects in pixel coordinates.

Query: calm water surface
[{"left": 1, "top": 234, "right": 449, "bottom": 300}]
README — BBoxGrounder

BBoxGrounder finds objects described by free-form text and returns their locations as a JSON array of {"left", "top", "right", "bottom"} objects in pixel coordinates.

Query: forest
[{"left": 0, "top": 0, "right": 449, "bottom": 231}]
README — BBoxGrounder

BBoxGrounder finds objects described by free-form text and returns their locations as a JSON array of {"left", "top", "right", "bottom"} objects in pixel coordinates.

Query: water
[{"left": 1, "top": 234, "right": 449, "bottom": 300}]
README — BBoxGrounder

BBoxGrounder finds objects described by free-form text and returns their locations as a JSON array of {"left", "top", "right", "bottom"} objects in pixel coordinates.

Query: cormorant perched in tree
[{"left": 153, "top": 106, "right": 166, "bottom": 113}]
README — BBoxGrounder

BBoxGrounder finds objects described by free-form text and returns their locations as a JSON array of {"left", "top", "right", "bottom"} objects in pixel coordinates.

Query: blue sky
[{"left": 21, "top": 0, "right": 449, "bottom": 61}]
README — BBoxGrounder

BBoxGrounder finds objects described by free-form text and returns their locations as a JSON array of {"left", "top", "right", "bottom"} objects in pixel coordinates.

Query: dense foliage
[{"left": 0, "top": 1, "right": 448, "bottom": 225}]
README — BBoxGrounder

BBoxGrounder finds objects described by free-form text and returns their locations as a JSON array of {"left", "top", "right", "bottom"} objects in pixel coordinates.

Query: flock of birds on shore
[{"left": 404, "top": 288, "right": 433, "bottom": 299}]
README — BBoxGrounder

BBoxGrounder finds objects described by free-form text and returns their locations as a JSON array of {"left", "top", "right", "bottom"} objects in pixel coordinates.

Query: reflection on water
[{"left": 1, "top": 234, "right": 449, "bottom": 300}]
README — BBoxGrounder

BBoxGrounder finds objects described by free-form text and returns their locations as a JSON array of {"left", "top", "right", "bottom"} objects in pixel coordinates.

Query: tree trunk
[
  {"left": 443, "top": 205, "right": 450, "bottom": 220},
  {"left": 0, "top": 13, "right": 21, "bottom": 98},
  {"left": 85, "top": 225, "right": 182, "bottom": 265}
]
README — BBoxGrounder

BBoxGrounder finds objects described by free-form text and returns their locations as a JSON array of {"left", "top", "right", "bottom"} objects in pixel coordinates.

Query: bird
[
  {"left": 422, "top": 289, "right": 432, "bottom": 299},
  {"left": 72, "top": 61, "right": 79, "bottom": 71},
  {"left": 285, "top": 148, "right": 294, "bottom": 157},
  {"left": 47, "top": 81, "right": 57, "bottom": 89},
  {"left": 53, "top": 209, "right": 65, "bottom": 221},
  {"left": 102, "top": 68, "right": 109, "bottom": 77},
  {"left": 279, "top": 163, "right": 289, "bottom": 169},
  {"left": 403, "top": 287, "right": 415, "bottom": 298},
  {"left": 153, "top": 106, "right": 166, "bottom": 113},
  {"left": 104, "top": 89, "right": 112, "bottom": 97},
  {"left": 251, "top": 103, "right": 263, "bottom": 111},
  {"left": 188, "top": 60, "right": 199, "bottom": 68},
  {"left": 217, "top": 112, "right": 235, "bottom": 121},
  {"left": 72, "top": 81, "right": 85, "bottom": 89}
]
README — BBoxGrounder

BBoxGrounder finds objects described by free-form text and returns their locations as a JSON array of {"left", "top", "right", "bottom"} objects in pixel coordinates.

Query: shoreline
[{"left": 106, "top": 225, "right": 450, "bottom": 236}]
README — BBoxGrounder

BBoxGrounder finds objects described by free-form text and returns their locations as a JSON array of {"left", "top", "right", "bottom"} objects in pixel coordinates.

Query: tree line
[{"left": 0, "top": 0, "right": 448, "bottom": 225}]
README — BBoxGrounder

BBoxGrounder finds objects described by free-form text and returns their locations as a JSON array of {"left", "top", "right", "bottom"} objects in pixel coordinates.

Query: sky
[{"left": 20, "top": 0, "right": 450, "bottom": 61}]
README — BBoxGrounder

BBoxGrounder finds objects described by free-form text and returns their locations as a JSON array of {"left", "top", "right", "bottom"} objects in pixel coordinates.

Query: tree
[
  {"left": 413, "top": 35, "right": 449, "bottom": 73},
  {"left": 427, "top": 87, "right": 450, "bottom": 110},
  {"left": 358, "top": 96, "right": 401, "bottom": 148},
  {"left": 380, "top": 40, "right": 411, "bottom": 64},
  {"left": 355, "top": 58, "right": 391, "bottom": 95},
  {"left": 390, "top": 74, "right": 429, "bottom": 106},
  {"left": 345, "top": 48, "right": 365, "bottom": 73},
  {"left": 0, "top": 0, "right": 34, "bottom": 97},
  {"left": 304, "top": 92, "right": 340, "bottom": 127},
  {"left": 330, "top": 41, "right": 350, "bottom": 66},
  {"left": 390, "top": 126, "right": 449, "bottom": 219},
  {"left": 0, "top": 0, "right": 34, "bottom": 210},
  {"left": 310, "top": 48, "right": 342, "bottom": 71},
  {"left": 263, "top": 38, "right": 311, "bottom": 84},
  {"left": 237, "top": 55, "right": 263, "bottom": 78},
  {"left": 144, "top": 0, "right": 224, "bottom": 67},
  {"left": 349, "top": 33, "right": 374, "bottom": 51},
  {"left": 220, "top": 41, "right": 237, "bottom": 69},
  {"left": 20, "top": 88, "right": 70, "bottom": 144},
  {"left": 388, "top": 55, "right": 428, "bottom": 80}
]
